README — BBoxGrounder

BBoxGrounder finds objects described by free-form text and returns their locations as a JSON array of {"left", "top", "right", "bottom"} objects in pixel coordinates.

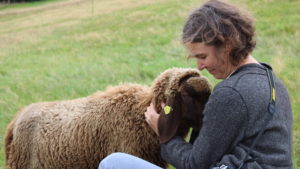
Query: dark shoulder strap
[{"left": 237, "top": 68, "right": 276, "bottom": 169}]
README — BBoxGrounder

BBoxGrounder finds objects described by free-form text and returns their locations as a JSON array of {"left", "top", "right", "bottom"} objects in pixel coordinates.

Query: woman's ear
[{"left": 158, "top": 93, "right": 182, "bottom": 144}]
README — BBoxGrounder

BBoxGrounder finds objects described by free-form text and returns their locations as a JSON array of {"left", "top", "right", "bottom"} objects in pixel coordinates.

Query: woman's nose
[{"left": 197, "top": 61, "right": 205, "bottom": 70}]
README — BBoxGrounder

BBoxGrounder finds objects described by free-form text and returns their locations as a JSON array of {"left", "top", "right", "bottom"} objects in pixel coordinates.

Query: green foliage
[{"left": 0, "top": 0, "right": 299, "bottom": 168}]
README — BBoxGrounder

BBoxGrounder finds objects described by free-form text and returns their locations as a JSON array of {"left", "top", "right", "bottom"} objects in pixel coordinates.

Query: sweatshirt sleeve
[{"left": 160, "top": 86, "right": 248, "bottom": 169}]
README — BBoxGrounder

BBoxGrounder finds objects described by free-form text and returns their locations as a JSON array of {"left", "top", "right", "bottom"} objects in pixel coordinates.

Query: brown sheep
[{"left": 4, "top": 68, "right": 211, "bottom": 169}]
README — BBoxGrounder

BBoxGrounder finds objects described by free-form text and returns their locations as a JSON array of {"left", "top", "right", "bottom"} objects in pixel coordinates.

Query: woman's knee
[
  {"left": 99, "top": 152, "right": 128, "bottom": 169},
  {"left": 99, "top": 152, "right": 162, "bottom": 169}
]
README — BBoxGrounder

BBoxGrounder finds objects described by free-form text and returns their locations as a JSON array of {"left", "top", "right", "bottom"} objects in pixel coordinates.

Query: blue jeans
[{"left": 99, "top": 152, "right": 163, "bottom": 169}]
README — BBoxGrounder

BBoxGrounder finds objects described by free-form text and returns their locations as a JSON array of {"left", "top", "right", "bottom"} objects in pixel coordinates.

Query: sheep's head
[{"left": 151, "top": 68, "right": 211, "bottom": 143}]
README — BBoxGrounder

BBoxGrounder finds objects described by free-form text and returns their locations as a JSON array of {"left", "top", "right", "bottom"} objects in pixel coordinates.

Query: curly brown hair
[{"left": 182, "top": 0, "right": 256, "bottom": 66}]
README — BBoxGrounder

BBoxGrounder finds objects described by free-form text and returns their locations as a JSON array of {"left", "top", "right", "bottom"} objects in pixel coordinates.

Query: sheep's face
[{"left": 151, "top": 68, "right": 211, "bottom": 144}]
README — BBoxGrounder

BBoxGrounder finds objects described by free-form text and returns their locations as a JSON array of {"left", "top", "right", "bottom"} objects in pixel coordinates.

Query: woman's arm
[{"left": 160, "top": 87, "right": 248, "bottom": 169}]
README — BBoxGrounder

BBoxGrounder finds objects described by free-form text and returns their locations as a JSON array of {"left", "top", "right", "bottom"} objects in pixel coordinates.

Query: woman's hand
[{"left": 144, "top": 103, "right": 165, "bottom": 136}]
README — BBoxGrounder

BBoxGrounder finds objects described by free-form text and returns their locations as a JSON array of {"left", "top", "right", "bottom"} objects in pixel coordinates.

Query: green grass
[{"left": 0, "top": 0, "right": 299, "bottom": 168}]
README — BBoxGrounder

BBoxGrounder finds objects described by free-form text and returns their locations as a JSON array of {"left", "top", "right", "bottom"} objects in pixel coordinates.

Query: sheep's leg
[
  {"left": 5, "top": 103, "right": 44, "bottom": 169},
  {"left": 4, "top": 119, "right": 29, "bottom": 169},
  {"left": 4, "top": 116, "right": 16, "bottom": 169}
]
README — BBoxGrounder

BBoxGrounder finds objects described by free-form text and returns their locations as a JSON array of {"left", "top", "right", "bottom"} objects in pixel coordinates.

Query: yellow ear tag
[
  {"left": 164, "top": 106, "right": 172, "bottom": 115},
  {"left": 272, "top": 88, "right": 276, "bottom": 101}
]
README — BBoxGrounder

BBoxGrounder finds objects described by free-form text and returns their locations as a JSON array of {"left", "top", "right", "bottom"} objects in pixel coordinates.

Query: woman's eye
[{"left": 196, "top": 55, "right": 206, "bottom": 59}]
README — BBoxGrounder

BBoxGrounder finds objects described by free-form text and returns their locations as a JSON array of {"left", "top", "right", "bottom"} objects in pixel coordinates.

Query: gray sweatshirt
[{"left": 161, "top": 63, "right": 293, "bottom": 169}]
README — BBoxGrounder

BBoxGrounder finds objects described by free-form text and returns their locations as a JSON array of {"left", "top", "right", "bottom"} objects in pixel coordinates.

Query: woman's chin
[{"left": 212, "top": 73, "right": 222, "bottom": 79}]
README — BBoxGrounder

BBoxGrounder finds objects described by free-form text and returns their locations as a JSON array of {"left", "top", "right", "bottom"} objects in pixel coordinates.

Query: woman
[{"left": 99, "top": 0, "right": 293, "bottom": 169}]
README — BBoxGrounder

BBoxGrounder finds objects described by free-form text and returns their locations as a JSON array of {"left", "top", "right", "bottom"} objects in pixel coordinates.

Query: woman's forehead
[{"left": 185, "top": 42, "right": 216, "bottom": 56}]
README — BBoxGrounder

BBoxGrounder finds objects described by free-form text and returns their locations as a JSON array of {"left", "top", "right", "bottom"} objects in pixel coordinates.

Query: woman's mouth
[{"left": 207, "top": 69, "right": 215, "bottom": 74}]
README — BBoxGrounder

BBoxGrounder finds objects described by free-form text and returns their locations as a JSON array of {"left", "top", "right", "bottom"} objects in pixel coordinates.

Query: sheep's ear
[
  {"left": 184, "top": 76, "right": 211, "bottom": 101},
  {"left": 158, "top": 93, "right": 182, "bottom": 144},
  {"left": 177, "top": 76, "right": 211, "bottom": 141}
]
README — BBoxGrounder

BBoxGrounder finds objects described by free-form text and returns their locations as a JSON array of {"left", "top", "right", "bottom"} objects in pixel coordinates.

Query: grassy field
[{"left": 0, "top": 0, "right": 299, "bottom": 168}]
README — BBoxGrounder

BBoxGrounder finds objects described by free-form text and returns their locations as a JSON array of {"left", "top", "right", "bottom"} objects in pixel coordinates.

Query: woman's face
[{"left": 185, "top": 42, "right": 232, "bottom": 79}]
